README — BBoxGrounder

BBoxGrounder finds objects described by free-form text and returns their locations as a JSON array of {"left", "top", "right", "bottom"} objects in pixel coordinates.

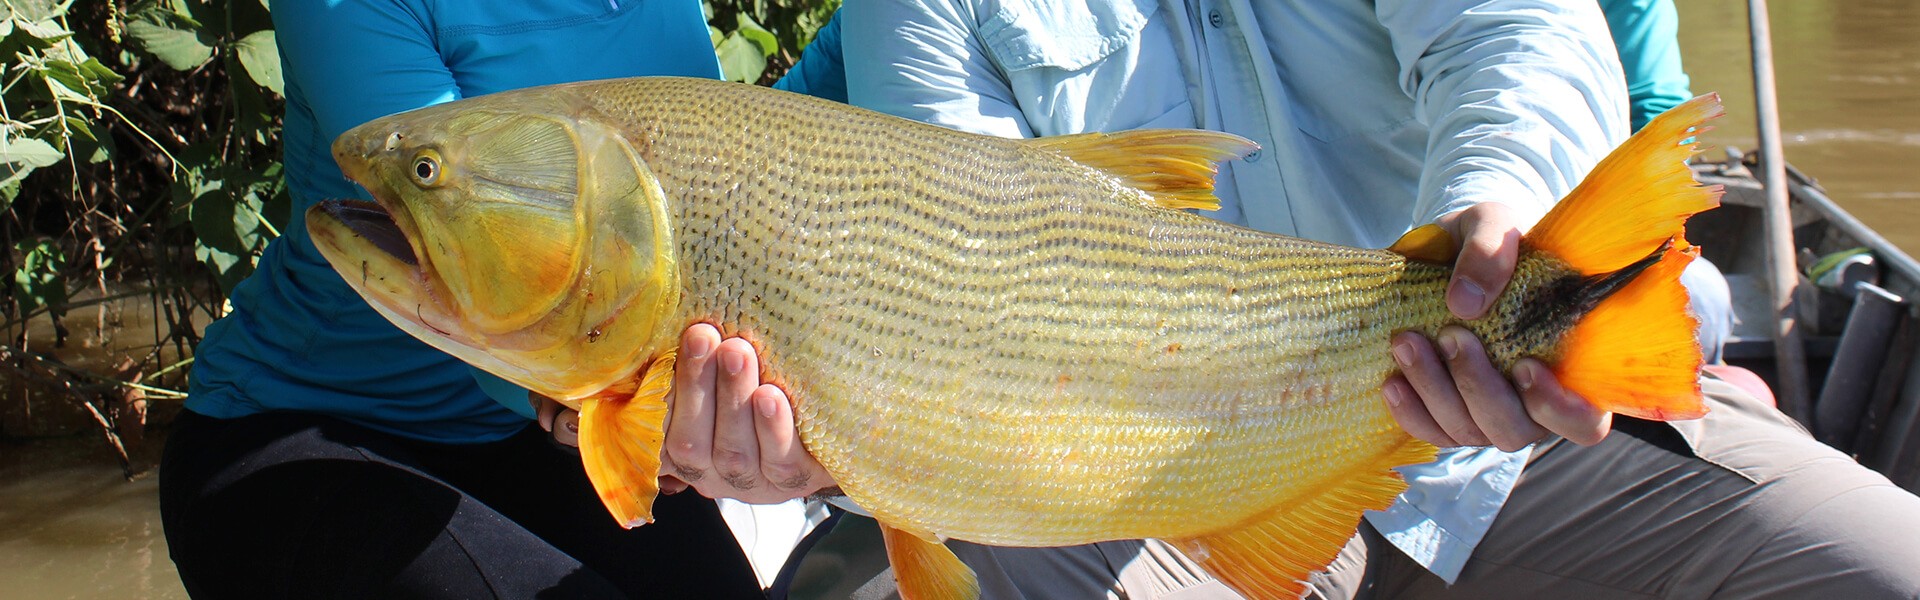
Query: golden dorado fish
[{"left": 306, "top": 77, "right": 1721, "bottom": 600}]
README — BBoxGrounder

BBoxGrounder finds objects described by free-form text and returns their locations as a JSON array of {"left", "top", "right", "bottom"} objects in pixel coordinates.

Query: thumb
[{"left": 1440, "top": 203, "right": 1522, "bottom": 319}]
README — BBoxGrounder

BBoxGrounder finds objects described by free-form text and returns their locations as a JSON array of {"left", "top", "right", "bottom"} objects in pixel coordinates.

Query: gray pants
[{"left": 942, "top": 376, "right": 1920, "bottom": 599}]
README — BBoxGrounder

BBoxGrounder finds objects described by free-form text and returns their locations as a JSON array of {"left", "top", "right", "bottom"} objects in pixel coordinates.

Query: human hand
[
  {"left": 659, "top": 323, "right": 835, "bottom": 504},
  {"left": 1381, "top": 203, "right": 1611, "bottom": 451},
  {"left": 533, "top": 392, "right": 582, "bottom": 447},
  {"left": 531, "top": 324, "right": 835, "bottom": 503}
]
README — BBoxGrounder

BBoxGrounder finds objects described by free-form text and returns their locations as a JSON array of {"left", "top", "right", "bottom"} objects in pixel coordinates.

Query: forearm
[{"left": 1378, "top": 0, "right": 1630, "bottom": 229}]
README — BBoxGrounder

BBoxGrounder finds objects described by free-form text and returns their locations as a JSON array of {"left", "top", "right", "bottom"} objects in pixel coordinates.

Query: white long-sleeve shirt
[{"left": 840, "top": 0, "right": 1630, "bottom": 581}]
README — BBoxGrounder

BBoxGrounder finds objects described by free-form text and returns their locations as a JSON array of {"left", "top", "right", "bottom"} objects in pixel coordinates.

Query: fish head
[{"left": 307, "top": 90, "right": 680, "bottom": 400}]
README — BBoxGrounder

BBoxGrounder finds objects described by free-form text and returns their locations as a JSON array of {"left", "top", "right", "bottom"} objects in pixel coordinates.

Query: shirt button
[
  {"left": 1245, "top": 150, "right": 1262, "bottom": 163},
  {"left": 1208, "top": 10, "right": 1224, "bottom": 28}
]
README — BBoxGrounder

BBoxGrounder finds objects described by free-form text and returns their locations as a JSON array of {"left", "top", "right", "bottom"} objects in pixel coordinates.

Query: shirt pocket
[{"left": 977, "top": 0, "right": 1157, "bottom": 72}]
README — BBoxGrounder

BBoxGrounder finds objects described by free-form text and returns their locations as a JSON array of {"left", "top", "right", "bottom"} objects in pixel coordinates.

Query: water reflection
[
  {"left": 1678, "top": 0, "right": 1920, "bottom": 253},
  {"left": 0, "top": 437, "right": 186, "bottom": 600}
]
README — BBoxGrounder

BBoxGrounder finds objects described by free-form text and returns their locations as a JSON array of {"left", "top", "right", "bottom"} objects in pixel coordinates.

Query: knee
[{"left": 1725, "top": 484, "right": 1920, "bottom": 597}]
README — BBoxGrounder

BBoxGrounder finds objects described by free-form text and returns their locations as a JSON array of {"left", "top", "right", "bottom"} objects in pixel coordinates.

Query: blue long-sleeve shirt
[
  {"left": 186, "top": 0, "right": 722, "bottom": 443},
  {"left": 1603, "top": 0, "right": 1693, "bottom": 131}
]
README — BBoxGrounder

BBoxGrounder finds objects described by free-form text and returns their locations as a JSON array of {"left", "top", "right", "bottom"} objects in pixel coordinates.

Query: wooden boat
[{"left": 1690, "top": 149, "right": 1920, "bottom": 491}]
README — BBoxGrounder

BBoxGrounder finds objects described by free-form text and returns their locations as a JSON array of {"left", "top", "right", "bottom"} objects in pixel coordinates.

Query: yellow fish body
[{"left": 306, "top": 78, "right": 1720, "bottom": 599}]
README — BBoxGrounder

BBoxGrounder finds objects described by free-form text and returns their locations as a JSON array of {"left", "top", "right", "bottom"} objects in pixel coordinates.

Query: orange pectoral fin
[
  {"left": 1169, "top": 437, "right": 1436, "bottom": 600},
  {"left": 1387, "top": 223, "right": 1457, "bottom": 265},
  {"left": 879, "top": 522, "right": 980, "bottom": 600},
  {"left": 577, "top": 351, "right": 676, "bottom": 528}
]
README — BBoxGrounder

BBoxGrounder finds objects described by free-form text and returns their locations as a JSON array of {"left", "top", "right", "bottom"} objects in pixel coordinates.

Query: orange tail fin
[{"left": 1524, "top": 94, "right": 1726, "bottom": 420}]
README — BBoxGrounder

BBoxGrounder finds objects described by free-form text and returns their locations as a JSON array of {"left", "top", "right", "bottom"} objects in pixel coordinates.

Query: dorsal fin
[{"left": 1029, "top": 129, "right": 1258, "bottom": 211}]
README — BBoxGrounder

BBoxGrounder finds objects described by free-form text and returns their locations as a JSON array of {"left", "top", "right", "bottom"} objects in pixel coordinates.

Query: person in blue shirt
[
  {"left": 800, "top": 0, "right": 1920, "bottom": 597},
  {"left": 158, "top": 1, "right": 837, "bottom": 597}
]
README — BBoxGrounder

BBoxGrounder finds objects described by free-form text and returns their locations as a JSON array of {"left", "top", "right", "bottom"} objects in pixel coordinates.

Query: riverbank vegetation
[{"left": 1, "top": 0, "right": 836, "bottom": 476}]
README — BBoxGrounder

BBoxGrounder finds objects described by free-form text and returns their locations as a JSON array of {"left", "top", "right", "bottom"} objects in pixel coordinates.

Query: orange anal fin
[
  {"left": 879, "top": 521, "right": 979, "bottom": 600},
  {"left": 1526, "top": 94, "right": 1725, "bottom": 275},
  {"left": 1168, "top": 438, "right": 1436, "bottom": 600},
  {"left": 577, "top": 351, "right": 677, "bottom": 528},
  {"left": 1028, "top": 129, "right": 1258, "bottom": 212},
  {"left": 1553, "top": 243, "right": 1708, "bottom": 420},
  {"left": 1387, "top": 223, "right": 1457, "bottom": 264}
]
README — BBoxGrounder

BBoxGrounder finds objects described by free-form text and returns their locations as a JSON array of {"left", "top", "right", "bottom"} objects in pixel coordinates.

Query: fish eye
[{"left": 412, "top": 151, "right": 441, "bottom": 186}]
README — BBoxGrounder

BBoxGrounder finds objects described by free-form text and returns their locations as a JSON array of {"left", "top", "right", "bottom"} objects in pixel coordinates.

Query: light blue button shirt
[{"left": 839, "top": 0, "right": 1629, "bottom": 582}]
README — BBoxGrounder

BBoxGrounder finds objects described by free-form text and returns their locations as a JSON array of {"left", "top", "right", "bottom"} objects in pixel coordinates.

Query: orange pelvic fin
[
  {"left": 578, "top": 351, "right": 676, "bottom": 528},
  {"left": 879, "top": 521, "right": 980, "bottom": 600},
  {"left": 1030, "top": 129, "right": 1258, "bottom": 211},
  {"left": 1522, "top": 95, "right": 1726, "bottom": 421},
  {"left": 1168, "top": 438, "right": 1436, "bottom": 599},
  {"left": 1387, "top": 223, "right": 1457, "bottom": 265},
  {"left": 1524, "top": 94, "right": 1725, "bottom": 275},
  {"left": 1554, "top": 242, "right": 1707, "bottom": 420}
]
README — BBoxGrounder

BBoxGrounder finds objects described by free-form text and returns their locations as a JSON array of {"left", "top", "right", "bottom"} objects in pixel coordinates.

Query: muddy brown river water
[
  {"left": 4, "top": 2, "right": 1915, "bottom": 598},
  {"left": 1680, "top": 0, "right": 1920, "bottom": 255}
]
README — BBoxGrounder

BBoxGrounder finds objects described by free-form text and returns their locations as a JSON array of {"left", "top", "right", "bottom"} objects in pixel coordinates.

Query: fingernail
[
  {"left": 565, "top": 420, "right": 578, "bottom": 434},
  {"left": 1438, "top": 333, "right": 1460, "bottom": 361},
  {"left": 721, "top": 349, "right": 747, "bottom": 375},
  {"left": 688, "top": 332, "right": 715, "bottom": 359},
  {"left": 757, "top": 393, "right": 779, "bottom": 419},
  {"left": 1383, "top": 384, "right": 1405, "bottom": 408},
  {"left": 1515, "top": 362, "right": 1536, "bottom": 391},
  {"left": 1391, "top": 342, "right": 1415, "bottom": 367},
  {"left": 1450, "top": 279, "right": 1487, "bottom": 317}
]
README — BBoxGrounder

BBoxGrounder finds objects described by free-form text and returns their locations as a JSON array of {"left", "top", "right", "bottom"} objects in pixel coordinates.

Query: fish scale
[
  {"left": 311, "top": 79, "right": 1721, "bottom": 598},
  {"left": 572, "top": 78, "right": 1456, "bottom": 543}
]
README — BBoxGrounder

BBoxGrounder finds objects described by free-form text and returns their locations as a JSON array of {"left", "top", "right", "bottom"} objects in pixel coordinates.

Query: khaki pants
[
  {"left": 1320, "top": 376, "right": 1920, "bottom": 599},
  {"left": 944, "top": 376, "right": 1920, "bottom": 599}
]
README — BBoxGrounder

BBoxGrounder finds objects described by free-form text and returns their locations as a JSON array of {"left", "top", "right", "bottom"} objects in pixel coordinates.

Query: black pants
[{"left": 159, "top": 409, "right": 766, "bottom": 599}]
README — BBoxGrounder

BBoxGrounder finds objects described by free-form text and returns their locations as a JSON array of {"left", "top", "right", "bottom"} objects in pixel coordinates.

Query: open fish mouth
[{"left": 315, "top": 199, "right": 418, "bottom": 267}]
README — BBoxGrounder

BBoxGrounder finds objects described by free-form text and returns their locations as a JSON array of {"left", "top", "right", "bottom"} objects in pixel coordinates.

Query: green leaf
[
  {"left": 42, "top": 59, "right": 97, "bottom": 98},
  {"left": 716, "top": 34, "right": 767, "bottom": 84},
  {"left": 234, "top": 30, "right": 282, "bottom": 95},
  {"left": 11, "top": 239, "right": 68, "bottom": 313},
  {"left": 16, "top": 18, "right": 72, "bottom": 43},
  {"left": 1, "top": 21, "right": 57, "bottom": 52},
  {"left": 63, "top": 116, "right": 96, "bottom": 142},
  {"left": 79, "top": 58, "right": 126, "bottom": 85},
  {"left": 733, "top": 13, "right": 778, "bottom": 56},
  {"left": 124, "top": 3, "right": 213, "bottom": 70},
  {"left": 10, "top": 0, "right": 67, "bottom": 22},
  {"left": 2, "top": 136, "right": 65, "bottom": 168},
  {"left": 191, "top": 175, "right": 272, "bottom": 292}
]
